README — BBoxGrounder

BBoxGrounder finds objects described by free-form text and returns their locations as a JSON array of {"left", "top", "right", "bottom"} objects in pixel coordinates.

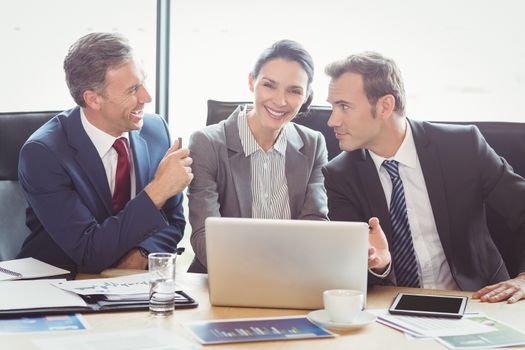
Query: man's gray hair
[{"left": 63, "top": 32, "right": 133, "bottom": 107}]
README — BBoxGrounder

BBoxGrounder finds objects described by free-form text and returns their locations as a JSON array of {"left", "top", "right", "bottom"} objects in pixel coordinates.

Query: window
[
  {"left": 0, "top": 0, "right": 157, "bottom": 113},
  {"left": 169, "top": 0, "right": 525, "bottom": 142}
]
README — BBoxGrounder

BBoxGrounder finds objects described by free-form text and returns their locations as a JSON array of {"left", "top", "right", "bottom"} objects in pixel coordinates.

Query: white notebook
[{"left": 0, "top": 257, "right": 70, "bottom": 281}]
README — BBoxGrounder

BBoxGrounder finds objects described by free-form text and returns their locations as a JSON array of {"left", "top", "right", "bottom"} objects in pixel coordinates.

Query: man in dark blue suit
[{"left": 17, "top": 32, "right": 193, "bottom": 273}]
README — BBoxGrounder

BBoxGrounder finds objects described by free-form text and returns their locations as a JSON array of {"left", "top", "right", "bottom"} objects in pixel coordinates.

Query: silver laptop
[{"left": 205, "top": 217, "right": 369, "bottom": 310}]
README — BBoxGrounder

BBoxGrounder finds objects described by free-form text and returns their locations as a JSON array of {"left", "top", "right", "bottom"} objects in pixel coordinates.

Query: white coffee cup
[{"left": 323, "top": 289, "right": 363, "bottom": 323}]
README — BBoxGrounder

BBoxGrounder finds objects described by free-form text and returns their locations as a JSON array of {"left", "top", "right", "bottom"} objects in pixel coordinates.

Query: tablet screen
[
  {"left": 395, "top": 294, "right": 463, "bottom": 313},
  {"left": 389, "top": 293, "right": 468, "bottom": 318}
]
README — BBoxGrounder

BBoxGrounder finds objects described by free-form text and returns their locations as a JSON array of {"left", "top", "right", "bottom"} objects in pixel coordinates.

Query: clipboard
[{"left": 0, "top": 290, "right": 198, "bottom": 318}]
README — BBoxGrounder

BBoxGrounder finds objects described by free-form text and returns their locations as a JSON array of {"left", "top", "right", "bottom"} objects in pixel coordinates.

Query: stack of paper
[
  {"left": 0, "top": 273, "right": 196, "bottom": 316},
  {"left": 371, "top": 309, "right": 525, "bottom": 349}
]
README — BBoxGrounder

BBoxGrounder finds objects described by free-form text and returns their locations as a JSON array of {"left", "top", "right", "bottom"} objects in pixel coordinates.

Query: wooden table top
[{"left": 2, "top": 269, "right": 525, "bottom": 349}]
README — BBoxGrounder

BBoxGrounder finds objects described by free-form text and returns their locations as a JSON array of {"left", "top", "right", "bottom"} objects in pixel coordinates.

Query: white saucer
[{"left": 307, "top": 310, "right": 376, "bottom": 330}]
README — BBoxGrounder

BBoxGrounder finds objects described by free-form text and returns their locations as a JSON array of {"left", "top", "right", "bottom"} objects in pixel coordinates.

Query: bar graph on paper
[
  {"left": 185, "top": 316, "right": 335, "bottom": 344},
  {"left": 212, "top": 325, "right": 302, "bottom": 338}
]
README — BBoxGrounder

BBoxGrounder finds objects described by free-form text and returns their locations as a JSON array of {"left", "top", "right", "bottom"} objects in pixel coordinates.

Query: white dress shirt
[
  {"left": 237, "top": 105, "right": 291, "bottom": 219},
  {"left": 80, "top": 108, "right": 136, "bottom": 199},
  {"left": 368, "top": 120, "right": 458, "bottom": 290}
]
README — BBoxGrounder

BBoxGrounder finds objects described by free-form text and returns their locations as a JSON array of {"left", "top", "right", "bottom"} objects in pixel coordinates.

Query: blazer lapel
[
  {"left": 409, "top": 119, "right": 453, "bottom": 259},
  {"left": 129, "top": 130, "right": 150, "bottom": 191},
  {"left": 357, "top": 149, "right": 393, "bottom": 242},
  {"left": 285, "top": 125, "right": 308, "bottom": 218},
  {"left": 224, "top": 109, "right": 252, "bottom": 217},
  {"left": 64, "top": 107, "right": 112, "bottom": 214}
]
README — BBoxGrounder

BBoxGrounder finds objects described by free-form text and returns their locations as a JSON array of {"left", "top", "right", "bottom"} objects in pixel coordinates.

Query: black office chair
[
  {"left": 206, "top": 99, "right": 525, "bottom": 277},
  {"left": 0, "top": 111, "right": 58, "bottom": 260}
]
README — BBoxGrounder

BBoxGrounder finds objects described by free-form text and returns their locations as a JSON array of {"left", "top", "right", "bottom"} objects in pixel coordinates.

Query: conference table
[{"left": 2, "top": 269, "right": 525, "bottom": 349}]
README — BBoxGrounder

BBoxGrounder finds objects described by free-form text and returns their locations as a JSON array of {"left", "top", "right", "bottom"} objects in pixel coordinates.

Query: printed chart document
[
  {"left": 50, "top": 273, "right": 198, "bottom": 310},
  {"left": 0, "top": 314, "right": 88, "bottom": 333},
  {"left": 371, "top": 309, "right": 494, "bottom": 337},
  {"left": 33, "top": 329, "right": 201, "bottom": 350},
  {"left": 184, "top": 316, "right": 335, "bottom": 344},
  {"left": 52, "top": 273, "right": 152, "bottom": 296},
  {"left": 437, "top": 315, "right": 525, "bottom": 349},
  {"left": 0, "top": 258, "right": 70, "bottom": 281},
  {"left": 52, "top": 273, "right": 184, "bottom": 298},
  {"left": 0, "top": 274, "right": 197, "bottom": 316}
]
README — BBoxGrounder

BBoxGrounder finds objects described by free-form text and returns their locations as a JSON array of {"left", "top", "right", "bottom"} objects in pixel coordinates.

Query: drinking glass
[{"left": 148, "top": 252, "right": 177, "bottom": 316}]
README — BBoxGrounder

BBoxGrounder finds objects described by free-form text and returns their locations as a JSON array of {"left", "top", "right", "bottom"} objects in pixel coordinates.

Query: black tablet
[{"left": 389, "top": 293, "right": 468, "bottom": 319}]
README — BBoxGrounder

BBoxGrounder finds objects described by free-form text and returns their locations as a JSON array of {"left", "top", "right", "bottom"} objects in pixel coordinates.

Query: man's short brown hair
[{"left": 325, "top": 52, "right": 406, "bottom": 115}]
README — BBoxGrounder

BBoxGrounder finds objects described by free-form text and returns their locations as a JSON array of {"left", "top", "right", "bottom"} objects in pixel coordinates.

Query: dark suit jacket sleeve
[
  {"left": 136, "top": 192, "right": 185, "bottom": 257},
  {"left": 472, "top": 126, "right": 525, "bottom": 274},
  {"left": 322, "top": 156, "right": 394, "bottom": 286},
  {"left": 322, "top": 161, "right": 365, "bottom": 222}
]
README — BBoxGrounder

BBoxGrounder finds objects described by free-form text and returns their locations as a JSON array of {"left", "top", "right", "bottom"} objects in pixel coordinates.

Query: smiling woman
[
  {"left": 247, "top": 58, "right": 308, "bottom": 150},
  {"left": 185, "top": 40, "right": 329, "bottom": 273},
  {"left": 247, "top": 41, "right": 312, "bottom": 150}
]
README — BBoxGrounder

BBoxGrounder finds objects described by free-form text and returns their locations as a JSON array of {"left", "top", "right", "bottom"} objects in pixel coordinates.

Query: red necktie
[{"left": 112, "top": 137, "right": 131, "bottom": 214}]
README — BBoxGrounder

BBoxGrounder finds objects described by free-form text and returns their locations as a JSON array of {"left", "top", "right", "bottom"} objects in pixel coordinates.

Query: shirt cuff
[
  {"left": 137, "top": 247, "right": 150, "bottom": 259},
  {"left": 369, "top": 262, "right": 391, "bottom": 279}
]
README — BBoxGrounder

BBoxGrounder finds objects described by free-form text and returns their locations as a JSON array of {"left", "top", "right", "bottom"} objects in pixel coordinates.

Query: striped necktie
[{"left": 382, "top": 160, "right": 421, "bottom": 288}]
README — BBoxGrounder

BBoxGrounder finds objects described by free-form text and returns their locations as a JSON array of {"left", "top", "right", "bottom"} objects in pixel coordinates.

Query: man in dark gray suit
[{"left": 322, "top": 52, "right": 525, "bottom": 303}]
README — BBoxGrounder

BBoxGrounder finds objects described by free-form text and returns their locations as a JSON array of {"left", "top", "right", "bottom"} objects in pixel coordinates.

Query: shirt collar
[
  {"left": 369, "top": 119, "right": 418, "bottom": 173},
  {"left": 237, "top": 104, "right": 287, "bottom": 157},
  {"left": 80, "top": 108, "right": 129, "bottom": 158}
]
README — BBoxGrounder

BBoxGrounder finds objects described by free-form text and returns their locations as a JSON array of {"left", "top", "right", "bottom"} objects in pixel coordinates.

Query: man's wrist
[{"left": 144, "top": 182, "right": 166, "bottom": 209}]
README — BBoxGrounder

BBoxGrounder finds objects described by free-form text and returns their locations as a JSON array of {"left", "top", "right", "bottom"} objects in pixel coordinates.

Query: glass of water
[{"left": 148, "top": 252, "right": 177, "bottom": 316}]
